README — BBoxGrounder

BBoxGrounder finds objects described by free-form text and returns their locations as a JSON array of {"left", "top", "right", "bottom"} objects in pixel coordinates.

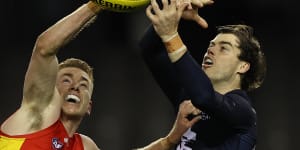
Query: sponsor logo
[
  {"left": 52, "top": 138, "right": 63, "bottom": 149},
  {"left": 95, "top": 0, "right": 137, "bottom": 10}
]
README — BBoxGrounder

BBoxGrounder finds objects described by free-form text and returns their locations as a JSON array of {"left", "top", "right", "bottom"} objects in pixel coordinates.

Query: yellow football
[{"left": 92, "top": 0, "right": 150, "bottom": 13}]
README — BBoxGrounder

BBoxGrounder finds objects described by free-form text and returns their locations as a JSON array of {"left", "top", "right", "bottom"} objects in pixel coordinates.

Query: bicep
[
  {"left": 2, "top": 45, "right": 62, "bottom": 132},
  {"left": 23, "top": 47, "right": 59, "bottom": 107}
]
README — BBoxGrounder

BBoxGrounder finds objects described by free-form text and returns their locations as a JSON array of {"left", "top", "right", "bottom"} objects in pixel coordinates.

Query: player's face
[
  {"left": 56, "top": 67, "right": 93, "bottom": 117},
  {"left": 202, "top": 33, "right": 247, "bottom": 87}
]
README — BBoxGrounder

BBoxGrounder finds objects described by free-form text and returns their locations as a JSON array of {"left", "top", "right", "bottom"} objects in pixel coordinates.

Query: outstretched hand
[
  {"left": 146, "top": 0, "right": 214, "bottom": 41},
  {"left": 146, "top": 0, "right": 189, "bottom": 41},
  {"left": 177, "top": 0, "right": 214, "bottom": 28}
]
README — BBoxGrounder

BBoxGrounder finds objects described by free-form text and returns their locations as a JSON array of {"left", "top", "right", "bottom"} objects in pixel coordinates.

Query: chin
[
  {"left": 62, "top": 109, "right": 82, "bottom": 116},
  {"left": 64, "top": 113, "right": 83, "bottom": 120},
  {"left": 204, "top": 70, "right": 212, "bottom": 76}
]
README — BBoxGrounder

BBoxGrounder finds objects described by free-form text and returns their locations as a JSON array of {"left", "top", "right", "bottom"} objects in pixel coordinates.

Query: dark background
[{"left": 0, "top": 0, "right": 298, "bottom": 150}]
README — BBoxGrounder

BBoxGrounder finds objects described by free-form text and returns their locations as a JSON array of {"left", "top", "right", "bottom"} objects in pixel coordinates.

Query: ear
[
  {"left": 87, "top": 100, "right": 92, "bottom": 116},
  {"left": 238, "top": 61, "right": 250, "bottom": 74}
]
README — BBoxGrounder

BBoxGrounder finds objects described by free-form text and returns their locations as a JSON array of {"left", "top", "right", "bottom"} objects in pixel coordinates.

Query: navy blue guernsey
[{"left": 139, "top": 26, "right": 257, "bottom": 150}]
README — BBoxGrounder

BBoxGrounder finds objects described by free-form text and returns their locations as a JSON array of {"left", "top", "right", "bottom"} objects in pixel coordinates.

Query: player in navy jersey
[{"left": 139, "top": 0, "right": 266, "bottom": 149}]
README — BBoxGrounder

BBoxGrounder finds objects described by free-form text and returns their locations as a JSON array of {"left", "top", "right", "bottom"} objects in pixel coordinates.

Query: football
[{"left": 92, "top": 0, "right": 150, "bottom": 13}]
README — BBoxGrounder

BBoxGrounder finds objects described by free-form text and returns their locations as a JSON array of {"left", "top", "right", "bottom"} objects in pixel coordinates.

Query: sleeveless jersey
[{"left": 0, "top": 120, "right": 84, "bottom": 150}]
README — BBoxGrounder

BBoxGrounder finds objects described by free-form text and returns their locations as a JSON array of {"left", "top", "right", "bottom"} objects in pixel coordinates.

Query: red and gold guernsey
[{"left": 0, "top": 120, "right": 84, "bottom": 150}]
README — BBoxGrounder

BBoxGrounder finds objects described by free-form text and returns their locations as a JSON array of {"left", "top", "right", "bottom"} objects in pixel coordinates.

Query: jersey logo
[
  {"left": 199, "top": 111, "right": 211, "bottom": 121},
  {"left": 52, "top": 138, "right": 64, "bottom": 149},
  {"left": 176, "top": 128, "right": 196, "bottom": 150}
]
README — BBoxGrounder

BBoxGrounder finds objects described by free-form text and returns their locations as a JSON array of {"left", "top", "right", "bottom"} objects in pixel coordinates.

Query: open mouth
[
  {"left": 202, "top": 56, "right": 214, "bottom": 66},
  {"left": 65, "top": 95, "right": 80, "bottom": 103}
]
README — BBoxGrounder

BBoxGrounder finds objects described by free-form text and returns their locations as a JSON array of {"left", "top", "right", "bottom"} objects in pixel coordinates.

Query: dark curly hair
[{"left": 217, "top": 25, "right": 266, "bottom": 91}]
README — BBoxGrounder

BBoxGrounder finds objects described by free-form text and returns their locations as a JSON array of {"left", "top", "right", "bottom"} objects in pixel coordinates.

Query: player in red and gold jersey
[{"left": 0, "top": 1, "right": 104, "bottom": 149}]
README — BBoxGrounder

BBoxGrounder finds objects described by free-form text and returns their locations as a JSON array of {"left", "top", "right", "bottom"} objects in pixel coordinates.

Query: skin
[
  {"left": 146, "top": 0, "right": 214, "bottom": 40},
  {"left": 166, "top": 100, "right": 201, "bottom": 144},
  {"left": 1, "top": 2, "right": 102, "bottom": 150},
  {"left": 179, "top": 0, "right": 214, "bottom": 28},
  {"left": 57, "top": 67, "right": 93, "bottom": 119},
  {"left": 202, "top": 34, "right": 250, "bottom": 94}
]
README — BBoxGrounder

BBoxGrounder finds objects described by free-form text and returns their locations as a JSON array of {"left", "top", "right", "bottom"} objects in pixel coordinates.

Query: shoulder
[
  {"left": 226, "top": 90, "right": 257, "bottom": 122},
  {"left": 225, "top": 90, "right": 252, "bottom": 103},
  {"left": 80, "top": 134, "right": 101, "bottom": 150}
]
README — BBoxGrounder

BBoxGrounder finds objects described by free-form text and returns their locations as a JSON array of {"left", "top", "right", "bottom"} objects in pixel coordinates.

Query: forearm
[
  {"left": 136, "top": 136, "right": 176, "bottom": 150},
  {"left": 163, "top": 34, "right": 216, "bottom": 111},
  {"left": 35, "top": 1, "right": 102, "bottom": 56},
  {"left": 163, "top": 33, "right": 187, "bottom": 63},
  {"left": 140, "top": 26, "right": 187, "bottom": 106},
  {"left": 175, "top": 53, "right": 216, "bottom": 110}
]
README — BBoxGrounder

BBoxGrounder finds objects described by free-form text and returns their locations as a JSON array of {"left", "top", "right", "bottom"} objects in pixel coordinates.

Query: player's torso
[
  {"left": 175, "top": 111, "right": 256, "bottom": 150},
  {"left": 0, "top": 120, "right": 83, "bottom": 150}
]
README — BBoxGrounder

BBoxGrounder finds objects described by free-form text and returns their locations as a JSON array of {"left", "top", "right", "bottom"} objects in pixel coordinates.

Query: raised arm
[
  {"left": 141, "top": 0, "right": 213, "bottom": 108},
  {"left": 140, "top": 25, "right": 187, "bottom": 108},
  {"left": 24, "top": 1, "right": 102, "bottom": 104},
  {"left": 146, "top": 0, "right": 255, "bottom": 127},
  {"left": 1, "top": 1, "right": 103, "bottom": 134}
]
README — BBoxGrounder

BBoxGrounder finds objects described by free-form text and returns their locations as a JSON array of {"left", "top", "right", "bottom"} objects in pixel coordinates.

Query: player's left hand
[{"left": 177, "top": 0, "right": 214, "bottom": 28}]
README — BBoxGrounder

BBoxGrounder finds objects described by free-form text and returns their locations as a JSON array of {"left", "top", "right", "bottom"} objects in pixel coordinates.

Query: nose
[
  {"left": 207, "top": 47, "right": 215, "bottom": 56},
  {"left": 70, "top": 83, "right": 79, "bottom": 92}
]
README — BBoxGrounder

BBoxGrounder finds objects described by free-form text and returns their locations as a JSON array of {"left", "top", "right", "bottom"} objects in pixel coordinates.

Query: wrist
[
  {"left": 87, "top": 1, "right": 104, "bottom": 14},
  {"left": 168, "top": 45, "right": 187, "bottom": 62},
  {"left": 166, "top": 135, "right": 178, "bottom": 146},
  {"left": 161, "top": 32, "right": 178, "bottom": 42},
  {"left": 163, "top": 33, "right": 185, "bottom": 53},
  {"left": 160, "top": 136, "right": 177, "bottom": 150}
]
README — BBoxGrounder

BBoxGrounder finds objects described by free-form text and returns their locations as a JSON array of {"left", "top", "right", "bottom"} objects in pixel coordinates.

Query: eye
[
  {"left": 62, "top": 78, "right": 71, "bottom": 84},
  {"left": 79, "top": 82, "right": 88, "bottom": 89},
  {"left": 220, "top": 45, "right": 231, "bottom": 51},
  {"left": 80, "top": 83, "right": 87, "bottom": 88},
  {"left": 221, "top": 46, "right": 227, "bottom": 50}
]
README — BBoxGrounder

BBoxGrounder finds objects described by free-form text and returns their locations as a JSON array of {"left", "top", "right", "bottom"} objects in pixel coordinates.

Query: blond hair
[{"left": 58, "top": 58, "right": 94, "bottom": 83}]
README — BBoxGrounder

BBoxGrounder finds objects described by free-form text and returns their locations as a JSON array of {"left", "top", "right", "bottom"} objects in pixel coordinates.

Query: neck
[
  {"left": 212, "top": 78, "right": 241, "bottom": 94},
  {"left": 60, "top": 115, "right": 82, "bottom": 137}
]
